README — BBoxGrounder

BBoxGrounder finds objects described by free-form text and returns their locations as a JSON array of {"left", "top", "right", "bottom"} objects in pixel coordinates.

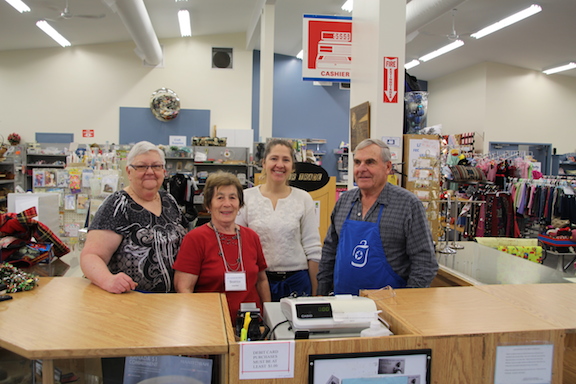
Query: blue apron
[{"left": 334, "top": 203, "right": 407, "bottom": 295}]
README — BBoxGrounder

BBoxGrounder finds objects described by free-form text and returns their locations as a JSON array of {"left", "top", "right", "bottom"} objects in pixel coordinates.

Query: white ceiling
[{"left": 1, "top": 0, "right": 575, "bottom": 81}]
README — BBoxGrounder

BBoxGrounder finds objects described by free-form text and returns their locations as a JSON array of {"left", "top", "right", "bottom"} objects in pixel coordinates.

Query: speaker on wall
[{"left": 212, "top": 47, "right": 233, "bottom": 69}]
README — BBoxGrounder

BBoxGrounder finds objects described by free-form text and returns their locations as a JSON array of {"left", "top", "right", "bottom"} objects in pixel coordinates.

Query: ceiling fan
[
  {"left": 50, "top": 0, "right": 106, "bottom": 20},
  {"left": 445, "top": 9, "right": 466, "bottom": 41},
  {"left": 422, "top": 8, "right": 471, "bottom": 41}
]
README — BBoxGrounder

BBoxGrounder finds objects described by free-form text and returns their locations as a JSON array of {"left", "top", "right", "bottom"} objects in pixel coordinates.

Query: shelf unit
[
  {"left": 0, "top": 159, "right": 16, "bottom": 212},
  {"left": 555, "top": 153, "right": 576, "bottom": 176},
  {"left": 305, "top": 139, "right": 326, "bottom": 164},
  {"left": 26, "top": 153, "right": 67, "bottom": 191},
  {"left": 334, "top": 148, "right": 349, "bottom": 183},
  {"left": 164, "top": 146, "right": 252, "bottom": 226}
]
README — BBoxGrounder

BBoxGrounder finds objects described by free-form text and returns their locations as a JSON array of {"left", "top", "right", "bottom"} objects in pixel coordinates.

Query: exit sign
[{"left": 82, "top": 130, "right": 94, "bottom": 138}]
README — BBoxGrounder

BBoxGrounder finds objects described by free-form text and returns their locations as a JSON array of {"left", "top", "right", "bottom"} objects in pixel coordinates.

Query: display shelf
[
  {"left": 165, "top": 146, "right": 252, "bottom": 226},
  {"left": 305, "top": 139, "right": 327, "bottom": 165},
  {"left": 0, "top": 159, "right": 16, "bottom": 212},
  {"left": 26, "top": 153, "right": 68, "bottom": 191},
  {"left": 552, "top": 153, "right": 576, "bottom": 176},
  {"left": 333, "top": 148, "right": 349, "bottom": 182}
]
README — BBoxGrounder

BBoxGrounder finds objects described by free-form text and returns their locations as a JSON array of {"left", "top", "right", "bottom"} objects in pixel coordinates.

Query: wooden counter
[
  {"left": 362, "top": 286, "right": 567, "bottom": 384},
  {"left": 226, "top": 286, "right": 566, "bottom": 384},
  {"left": 365, "top": 286, "right": 564, "bottom": 336},
  {"left": 0, "top": 277, "right": 232, "bottom": 384},
  {"left": 2, "top": 277, "right": 574, "bottom": 384},
  {"left": 476, "top": 284, "right": 576, "bottom": 383}
]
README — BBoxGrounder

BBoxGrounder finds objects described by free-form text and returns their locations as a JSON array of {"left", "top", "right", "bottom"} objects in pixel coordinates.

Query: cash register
[{"left": 264, "top": 295, "right": 391, "bottom": 339}]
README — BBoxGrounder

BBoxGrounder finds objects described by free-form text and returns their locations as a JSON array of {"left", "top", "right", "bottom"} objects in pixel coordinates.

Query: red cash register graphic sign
[
  {"left": 302, "top": 14, "right": 352, "bottom": 83},
  {"left": 383, "top": 57, "right": 399, "bottom": 103}
]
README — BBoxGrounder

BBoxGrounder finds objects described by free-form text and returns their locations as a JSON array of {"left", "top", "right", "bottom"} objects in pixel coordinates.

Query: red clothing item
[{"left": 173, "top": 224, "right": 267, "bottom": 320}]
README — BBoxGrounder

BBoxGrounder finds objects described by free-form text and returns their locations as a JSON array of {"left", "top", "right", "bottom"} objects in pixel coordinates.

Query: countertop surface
[{"left": 0, "top": 277, "right": 230, "bottom": 359}]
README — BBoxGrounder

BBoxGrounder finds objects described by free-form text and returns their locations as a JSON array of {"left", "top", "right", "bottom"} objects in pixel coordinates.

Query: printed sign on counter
[
  {"left": 494, "top": 344, "right": 553, "bottom": 384},
  {"left": 239, "top": 340, "right": 295, "bottom": 379}
]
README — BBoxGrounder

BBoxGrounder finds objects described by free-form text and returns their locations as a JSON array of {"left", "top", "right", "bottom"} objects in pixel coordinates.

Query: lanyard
[{"left": 211, "top": 222, "right": 244, "bottom": 273}]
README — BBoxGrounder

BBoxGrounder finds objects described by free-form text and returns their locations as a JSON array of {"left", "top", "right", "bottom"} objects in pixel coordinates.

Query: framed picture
[
  {"left": 350, "top": 101, "right": 370, "bottom": 152},
  {"left": 309, "top": 349, "right": 431, "bottom": 384}
]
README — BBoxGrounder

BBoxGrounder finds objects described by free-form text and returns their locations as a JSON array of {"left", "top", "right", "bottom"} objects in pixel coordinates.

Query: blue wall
[
  {"left": 119, "top": 107, "right": 210, "bottom": 145},
  {"left": 252, "top": 51, "right": 351, "bottom": 177}
]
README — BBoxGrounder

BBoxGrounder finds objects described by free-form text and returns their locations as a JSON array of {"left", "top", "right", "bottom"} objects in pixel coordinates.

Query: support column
[
  {"left": 349, "top": 0, "right": 406, "bottom": 179},
  {"left": 258, "top": 3, "right": 275, "bottom": 141}
]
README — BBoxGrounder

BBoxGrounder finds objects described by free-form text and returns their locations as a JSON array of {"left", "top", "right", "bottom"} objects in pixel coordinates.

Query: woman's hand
[{"left": 102, "top": 272, "right": 138, "bottom": 294}]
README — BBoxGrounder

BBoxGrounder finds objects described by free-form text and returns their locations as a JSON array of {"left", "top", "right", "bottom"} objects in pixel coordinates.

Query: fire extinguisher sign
[
  {"left": 82, "top": 129, "right": 94, "bottom": 138},
  {"left": 383, "top": 57, "right": 399, "bottom": 103}
]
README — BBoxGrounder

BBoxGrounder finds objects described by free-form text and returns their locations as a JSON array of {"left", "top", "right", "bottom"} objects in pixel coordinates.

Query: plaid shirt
[{"left": 317, "top": 183, "right": 438, "bottom": 295}]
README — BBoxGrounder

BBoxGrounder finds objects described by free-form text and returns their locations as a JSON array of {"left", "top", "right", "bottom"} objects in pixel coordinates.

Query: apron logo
[{"left": 351, "top": 240, "right": 369, "bottom": 268}]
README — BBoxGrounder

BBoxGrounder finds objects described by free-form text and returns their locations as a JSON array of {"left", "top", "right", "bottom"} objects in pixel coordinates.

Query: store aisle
[{"left": 60, "top": 249, "right": 84, "bottom": 277}]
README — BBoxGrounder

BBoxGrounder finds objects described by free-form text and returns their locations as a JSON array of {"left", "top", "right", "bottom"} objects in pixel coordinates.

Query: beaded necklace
[{"left": 211, "top": 222, "right": 244, "bottom": 272}]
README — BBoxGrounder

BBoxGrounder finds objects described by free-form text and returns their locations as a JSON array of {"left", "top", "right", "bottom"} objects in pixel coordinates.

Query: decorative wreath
[{"left": 150, "top": 88, "right": 181, "bottom": 122}]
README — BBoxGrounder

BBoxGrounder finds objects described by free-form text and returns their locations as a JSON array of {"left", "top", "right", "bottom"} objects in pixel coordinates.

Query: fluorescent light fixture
[
  {"left": 471, "top": 4, "right": 542, "bottom": 39},
  {"left": 405, "top": 59, "right": 420, "bottom": 70},
  {"left": 36, "top": 20, "right": 71, "bottom": 47},
  {"left": 5, "top": 0, "right": 30, "bottom": 13},
  {"left": 543, "top": 62, "right": 576, "bottom": 75},
  {"left": 178, "top": 10, "right": 191, "bottom": 37},
  {"left": 341, "top": 0, "right": 353, "bottom": 12},
  {"left": 419, "top": 40, "right": 464, "bottom": 62},
  {"left": 296, "top": 50, "right": 303, "bottom": 60}
]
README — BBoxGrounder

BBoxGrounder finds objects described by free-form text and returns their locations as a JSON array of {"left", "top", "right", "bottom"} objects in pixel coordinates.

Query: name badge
[{"left": 225, "top": 272, "right": 247, "bottom": 291}]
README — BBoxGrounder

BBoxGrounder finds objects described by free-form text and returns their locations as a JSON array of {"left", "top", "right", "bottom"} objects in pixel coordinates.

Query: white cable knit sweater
[{"left": 236, "top": 186, "right": 321, "bottom": 271}]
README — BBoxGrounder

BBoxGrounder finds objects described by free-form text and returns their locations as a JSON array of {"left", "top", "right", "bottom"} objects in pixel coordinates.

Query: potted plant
[{"left": 7, "top": 133, "right": 20, "bottom": 146}]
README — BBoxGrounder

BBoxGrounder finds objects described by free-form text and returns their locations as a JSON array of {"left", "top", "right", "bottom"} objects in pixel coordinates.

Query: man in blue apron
[{"left": 317, "top": 139, "right": 438, "bottom": 296}]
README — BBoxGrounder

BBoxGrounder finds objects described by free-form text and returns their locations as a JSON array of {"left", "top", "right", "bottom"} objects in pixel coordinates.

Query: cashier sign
[{"left": 302, "top": 14, "right": 352, "bottom": 83}]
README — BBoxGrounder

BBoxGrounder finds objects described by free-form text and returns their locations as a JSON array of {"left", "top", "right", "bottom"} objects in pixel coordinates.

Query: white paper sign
[
  {"left": 381, "top": 136, "right": 401, "bottom": 148},
  {"left": 169, "top": 135, "right": 187, "bottom": 147},
  {"left": 494, "top": 344, "right": 553, "bottom": 384},
  {"left": 408, "top": 138, "right": 440, "bottom": 182},
  {"left": 239, "top": 340, "right": 295, "bottom": 379}
]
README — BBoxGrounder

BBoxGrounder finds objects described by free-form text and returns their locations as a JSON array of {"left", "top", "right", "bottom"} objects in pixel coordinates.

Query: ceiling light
[
  {"left": 5, "top": 0, "right": 30, "bottom": 13},
  {"left": 341, "top": 0, "right": 353, "bottom": 12},
  {"left": 543, "top": 62, "right": 576, "bottom": 75},
  {"left": 471, "top": 4, "right": 542, "bottom": 39},
  {"left": 405, "top": 60, "right": 420, "bottom": 70},
  {"left": 296, "top": 50, "right": 303, "bottom": 60},
  {"left": 36, "top": 20, "right": 71, "bottom": 47},
  {"left": 419, "top": 40, "right": 464, "bottom": 62},
  {"left": 178, "top": 10, "right": 191, "bottom": 37}
]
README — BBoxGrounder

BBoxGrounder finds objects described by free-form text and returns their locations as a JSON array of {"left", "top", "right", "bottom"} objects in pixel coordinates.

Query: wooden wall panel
[
  {"left": 564, "top": 332, "right": 576, "bottom": 384},
  {"left": 228, "top": 330, "right": 564, "bottom": 384}
]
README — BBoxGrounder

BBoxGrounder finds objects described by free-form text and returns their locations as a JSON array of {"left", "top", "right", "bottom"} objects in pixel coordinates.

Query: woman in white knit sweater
[{"left": 237, "top": 139, "right": 322, "bottom": 301}]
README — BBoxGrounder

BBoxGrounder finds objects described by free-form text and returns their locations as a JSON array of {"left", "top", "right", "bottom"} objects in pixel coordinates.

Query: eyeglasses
[{"left": 129, "top": 164, "right": 165, "bottom": 172}]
